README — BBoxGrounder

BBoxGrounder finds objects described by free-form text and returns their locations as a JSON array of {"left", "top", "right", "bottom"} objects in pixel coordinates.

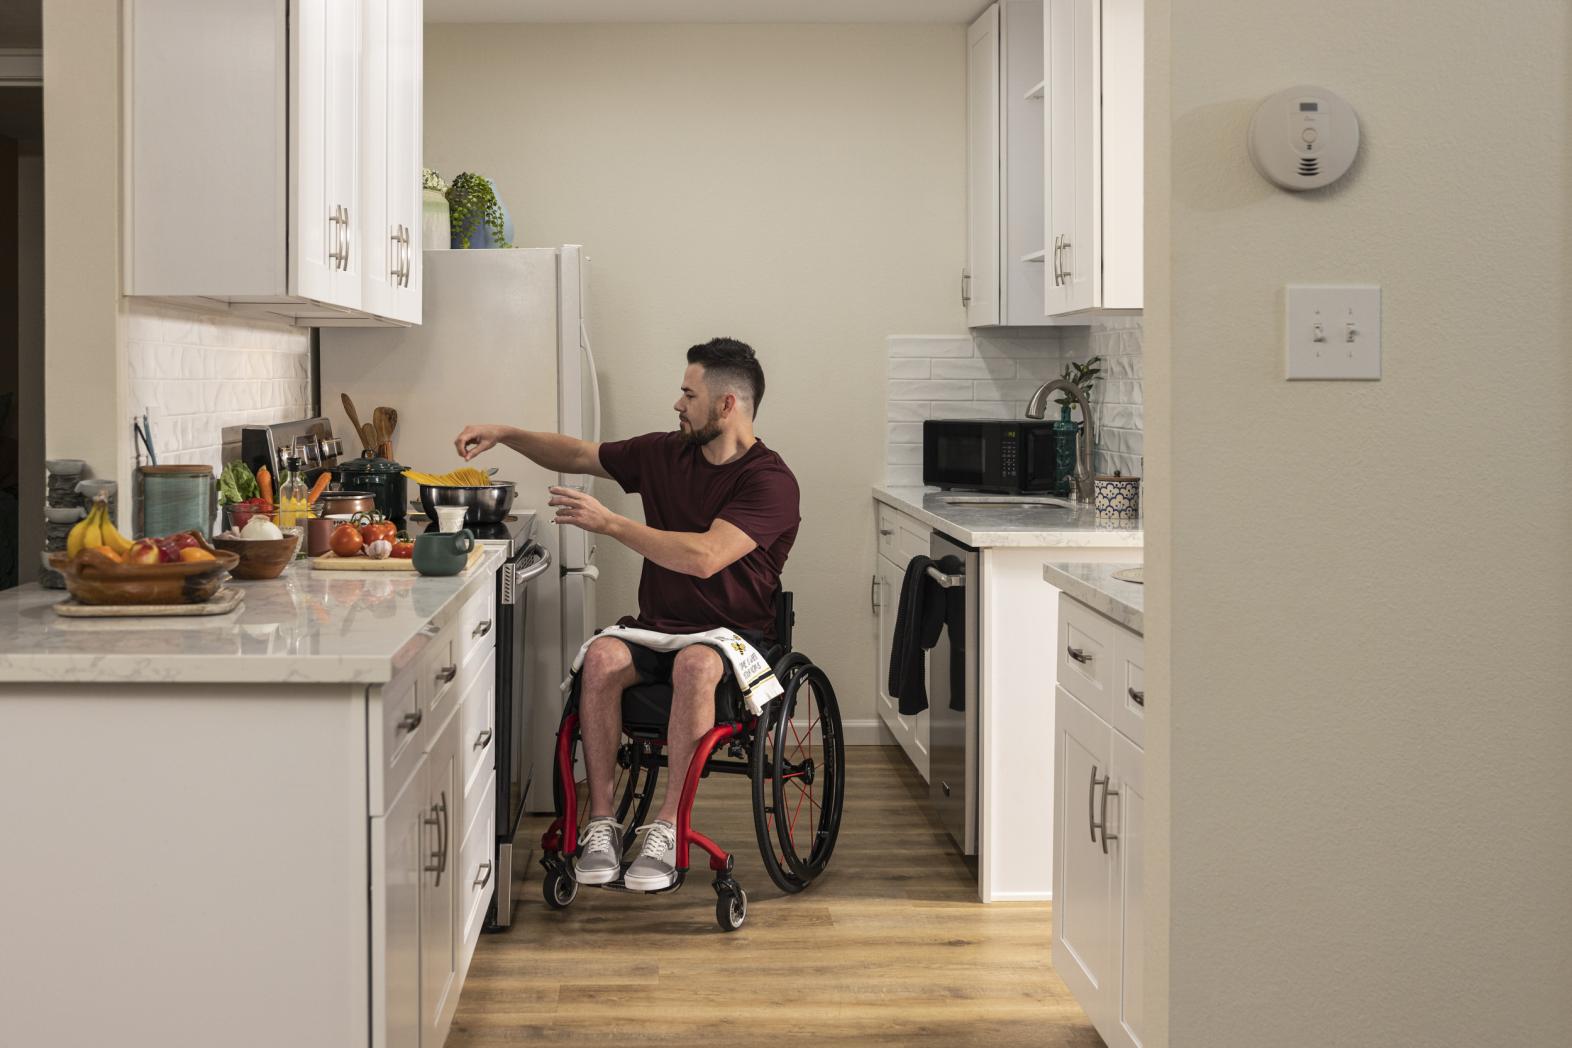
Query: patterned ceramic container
[{"left": 1094, "top": 474, "right": 1140, "bottom": 518}]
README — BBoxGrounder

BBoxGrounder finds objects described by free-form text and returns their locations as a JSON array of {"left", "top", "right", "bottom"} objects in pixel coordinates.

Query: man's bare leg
[
  {"left": 654, "top": 646, "right": 723, "bottom": 825},
  {"left": 579, "top": 637, "right": 638, "bottom": 819}
]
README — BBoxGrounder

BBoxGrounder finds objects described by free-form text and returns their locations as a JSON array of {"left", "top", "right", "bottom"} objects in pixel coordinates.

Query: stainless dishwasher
[{"left": 928, "top": 532, "right": 979, "bottom": 855}]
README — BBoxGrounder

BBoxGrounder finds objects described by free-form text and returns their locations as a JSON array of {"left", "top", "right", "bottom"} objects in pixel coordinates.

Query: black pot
[{"left": 329, "top": 452, "right": 408, "bottom": 524}]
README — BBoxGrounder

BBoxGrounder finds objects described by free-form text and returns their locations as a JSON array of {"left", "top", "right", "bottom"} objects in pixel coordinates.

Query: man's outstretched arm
[
  {"left": 549, "top": 487, "right": 756, "bottom": 579},
  {"left": 454, "top": 424, "right": 610, "bottom": 480}
]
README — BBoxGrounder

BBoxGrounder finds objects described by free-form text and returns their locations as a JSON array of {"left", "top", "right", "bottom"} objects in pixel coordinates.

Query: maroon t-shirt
[{"left": 597, "top": 431, "right": 800, "bottom": 640}]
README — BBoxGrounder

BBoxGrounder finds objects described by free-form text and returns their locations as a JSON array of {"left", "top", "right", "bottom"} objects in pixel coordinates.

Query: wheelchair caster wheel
[
  {"left": 715, "top": 885, "right": 747, "bottom": 932},
  {"left": 544, "top": 866, "right": 578, "bottom": 910}
]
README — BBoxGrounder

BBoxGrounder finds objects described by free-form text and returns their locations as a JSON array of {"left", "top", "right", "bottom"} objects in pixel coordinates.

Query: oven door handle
[
  {"left": 925, "top": 565, "right": 966, "bottom": 589},
  {"left": 513, "top": 547, "right": 553, "bottom": 587}
]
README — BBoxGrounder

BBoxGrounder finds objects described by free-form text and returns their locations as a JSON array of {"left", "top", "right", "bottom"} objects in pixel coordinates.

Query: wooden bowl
[
  {"left": 211, "top": 531, "right": 301, "bottom": 580},
  {"left": 48, "top": 546, "right": 240, "bottom": 605}
]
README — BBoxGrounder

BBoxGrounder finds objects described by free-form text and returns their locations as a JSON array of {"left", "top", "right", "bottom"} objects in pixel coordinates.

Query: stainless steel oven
[
  {"left": 922, "top": 418, "right": 1063, "bottom": 494},
  {"left": 927, "top": 532, "right": 978, "bottom": 855}
]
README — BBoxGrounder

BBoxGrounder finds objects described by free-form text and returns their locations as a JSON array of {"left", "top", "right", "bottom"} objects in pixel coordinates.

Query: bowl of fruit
[
  {"left": 211, "top": 515, "right": 303, "bottom": 580},
  {"left": 49, "top": 497, "right": 238, "bottom": 605}
]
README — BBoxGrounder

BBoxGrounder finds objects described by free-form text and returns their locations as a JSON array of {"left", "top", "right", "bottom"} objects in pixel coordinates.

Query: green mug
[{"left": 413, "top": 529, "right": 475, "bottom": 576}]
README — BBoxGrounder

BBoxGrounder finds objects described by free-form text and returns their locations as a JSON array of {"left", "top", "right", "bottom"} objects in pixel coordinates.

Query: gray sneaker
[
  {"left": 623, "top": 820, "right": 678, "bottom": 891},
  {"left": 573, "top": 816, "right": 623, "bottom": 885}
]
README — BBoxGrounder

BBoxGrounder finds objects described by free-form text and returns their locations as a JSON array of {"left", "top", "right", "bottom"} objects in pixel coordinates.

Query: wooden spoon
[{"left": 341, "top": 394, "right": 366, "bottom": 447}]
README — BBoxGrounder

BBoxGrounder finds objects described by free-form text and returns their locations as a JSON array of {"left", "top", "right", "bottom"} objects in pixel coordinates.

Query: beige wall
[
  {"left": 424, "top": 23, "right": 967, "bottom": 730},
  {"left": 1147, "top": 2, "right": 1572, "bottom": 1045},
  {"left": 42, "top": 0, "right": 129, "bottom": 513}
]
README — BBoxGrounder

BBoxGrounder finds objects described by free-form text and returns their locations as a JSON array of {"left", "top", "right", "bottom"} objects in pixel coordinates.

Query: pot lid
[{"left": 336, "top": 451, "right": 405, "bottom": 475}]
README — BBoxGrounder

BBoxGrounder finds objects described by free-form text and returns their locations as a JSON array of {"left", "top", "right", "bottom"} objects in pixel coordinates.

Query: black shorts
[{"left": 603, "top": 631, "right": 769, "bottom": 726}]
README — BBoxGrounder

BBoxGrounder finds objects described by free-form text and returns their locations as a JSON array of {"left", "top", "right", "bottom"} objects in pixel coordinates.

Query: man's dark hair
[{"left": 687, "top": 337, "right": 765, "bottom": 416}]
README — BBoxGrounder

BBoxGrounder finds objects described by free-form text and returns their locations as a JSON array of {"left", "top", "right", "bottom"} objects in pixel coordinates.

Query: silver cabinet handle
[
  {"left": 1090, "top": 765, "right": 1112, "bottom": 846},
  {"left": 473, "top": 728, "right": 492, "bottom": 750},
  {"left": 1128, "top": 686, "right": 1145, "bottom": 707},
  {"left": 328, "top": 207, "right": 341, "bottom": 267},
  {"left": 925, "top": 565, "right": 966, "bottom": 589},
  {"left": 396, "top": 709, "right": 422, "bottom": 734},
  {"left": 401, "top": 225, "right": 411, "bottom": 286},
  {"left": 1067, "top": 645, "right": 1092, "bottom": 664},
  {"left": 940, "top": 780, "right": 952, "bottom": 797},
  {"left": 472, "top": 619, "right": 493, "bottom": 639},
  {"left": 879, "top": 528, "right": 894, "bottom": 536},
  {"left": 1088, "top": 764, "right": 1099, "bottom": 842},
  {"left": 424, "top": 791, "right": 448, "bottom": 885},
  {"left": 1060, "top": 238, "right": 1071, "bottom": 282},
  {"left": 870, "top": 574, "right": 880, "bottom": 613},
  {"left": 390, "top": 226, "right": 403, "bottom": 281},
  {"left": 341, "top": 206, "right": 350, "bottom": 269},
  {"left": 960, "top": 269, "right": 971, "bottom": 308},
  {"left": 473, "top": 860, "right": 493, "bottom": 889},
  {"left": 338, "top": 205, "right": 349, "bottom": 269},
  {"left": 1051, "top": 235, "right": 1061, "bottom": 285},
  {"left": 1101, "top": 781, "right": 1120, "bottom": 854},
  {"left": 435, "top": 664, "right": 457, "bottom": 684}
]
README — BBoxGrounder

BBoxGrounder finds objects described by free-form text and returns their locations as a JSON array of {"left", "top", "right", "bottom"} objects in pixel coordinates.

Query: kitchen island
[
  {"left": 0, "top": 550, "right": 506, "bottom": 1048},
  {"left": 871, "top": 486, "right": 1140, "bottom": 903}
]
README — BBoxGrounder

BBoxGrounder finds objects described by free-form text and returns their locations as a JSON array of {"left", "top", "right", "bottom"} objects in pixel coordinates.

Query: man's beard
[{"left": 680, "top": 408, "right": 723, "bottom": 447}]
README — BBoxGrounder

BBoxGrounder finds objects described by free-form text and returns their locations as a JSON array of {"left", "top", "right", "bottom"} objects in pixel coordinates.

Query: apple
[
  {"left": 168, "top": 532, "right": 202, "bottom": 551},
  {"left": 154, "top": 538, "right": 180, "bottom": 563},
  {"left": 127, "top": 540, "right": 162, "bottom": 565}
]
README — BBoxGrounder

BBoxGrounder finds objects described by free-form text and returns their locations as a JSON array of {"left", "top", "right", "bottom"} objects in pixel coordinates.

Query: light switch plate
[{"left": 1285, "top": 284, "right": 1381, "bottom": 380}]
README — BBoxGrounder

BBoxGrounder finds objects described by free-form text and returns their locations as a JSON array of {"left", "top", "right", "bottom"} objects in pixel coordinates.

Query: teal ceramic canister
[{"left": 135, "top": 465, "right": 218, "bottom": 538}]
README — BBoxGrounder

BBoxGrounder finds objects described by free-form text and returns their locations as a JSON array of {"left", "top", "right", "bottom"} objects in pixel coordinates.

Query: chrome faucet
[{"left": 1025, "top": 379, "right": 1096, "bottom": 501}]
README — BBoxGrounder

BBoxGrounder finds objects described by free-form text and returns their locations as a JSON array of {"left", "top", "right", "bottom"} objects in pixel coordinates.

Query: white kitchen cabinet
[
  {"left": 1053, "top": 591, "right": 1147, "bottom": 1048},
  {"left": 421, "top": 705, "right": 462, "bottom": 1045},
  {"left": 873, "top": 503, "right": 933, "bottom": 781},
  {"left": 372, "top": 754, "right": 425, "bottom": 1048},
  {"left": 1043, "top": 0, "right": 1143, "bottom": 316},
  {"left": 358, "top": 0, "right": 423, "bottom": 324},
  {"left": 967, "top": 2, "right": 1064, "bottom": 327},
  {"left": 124, "top": 0, "right": 422, "bottom": 327}
]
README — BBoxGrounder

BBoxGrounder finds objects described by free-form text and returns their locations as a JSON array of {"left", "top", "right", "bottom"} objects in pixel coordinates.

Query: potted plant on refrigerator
[{"left": 446, "top": 171, "right": 514, "bottom": 249}]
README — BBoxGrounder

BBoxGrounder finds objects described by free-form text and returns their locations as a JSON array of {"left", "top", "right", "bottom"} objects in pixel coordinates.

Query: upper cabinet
[
  {"left": 1044, "top": 0, "right": 1143, "bottom": 316},
  {"left": 124, "top": 0, "right": 423, "bottom": 327},
  {"left": 966, "top": 2, "right": 1061, "bottom": 327}
]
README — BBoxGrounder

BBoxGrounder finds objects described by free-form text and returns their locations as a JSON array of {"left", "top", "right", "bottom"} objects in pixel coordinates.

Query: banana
[
  {"left": 66, "top": 506, "right": 95, "bottom": 557},
  {"left": 68, "top": 498, "right": 120, "bottom": 557},
  {"left": 100, "top": 511, "right": 132, "bottom": 555}
]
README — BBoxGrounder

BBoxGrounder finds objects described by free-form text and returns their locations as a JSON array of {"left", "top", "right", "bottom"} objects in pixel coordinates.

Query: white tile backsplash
[
  {"left": 127, "top": 301, "right": 313, "bottom": 476},
  {"left": 883, "top": 318, "right": 1144, "bottom": 485}
]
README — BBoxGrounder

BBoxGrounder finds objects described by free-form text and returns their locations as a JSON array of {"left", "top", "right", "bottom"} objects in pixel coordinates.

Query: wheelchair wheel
[
  {"left": 553, "top": 716, "right": 662, "bottom": 858},
  {"left": 715, "top": 884, "right": 747, "bottom": 932},
  {"left": 543, "top": 865, "right": 578, "bottom": 909},
  {"left": 751, "top": 662, "right": 844, "bottom": 889}
]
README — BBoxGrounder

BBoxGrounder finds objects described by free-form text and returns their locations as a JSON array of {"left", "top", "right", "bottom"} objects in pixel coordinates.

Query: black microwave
[{"left": 922, "top": 419, "right": 1065, "bottom": 494}]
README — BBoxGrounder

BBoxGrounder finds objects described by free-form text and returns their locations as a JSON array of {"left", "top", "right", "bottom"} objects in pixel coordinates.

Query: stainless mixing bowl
[{"left": 416, "top": 482, "right": 516, "bottom": 525}]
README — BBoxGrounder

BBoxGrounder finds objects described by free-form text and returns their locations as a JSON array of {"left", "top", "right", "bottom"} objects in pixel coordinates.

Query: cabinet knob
[{"left": 1067, "top": 645, "right": 1093, "bottom": 665}]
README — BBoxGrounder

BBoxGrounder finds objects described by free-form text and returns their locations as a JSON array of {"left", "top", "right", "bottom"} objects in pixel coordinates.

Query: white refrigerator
[{"left": 320, "top": 247, "right": 602, "bottom": 810}]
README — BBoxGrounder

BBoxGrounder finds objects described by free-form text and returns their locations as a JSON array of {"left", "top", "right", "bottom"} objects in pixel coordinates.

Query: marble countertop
[
  {"left": 0, "top": 548, "right": 507, "bottom": 685},
  {"left": 1042, "top": 561, "right": 1144, "bottom": 634},
  {"left": 874, "top": 486, "right": 1143, "bottom": 549}
]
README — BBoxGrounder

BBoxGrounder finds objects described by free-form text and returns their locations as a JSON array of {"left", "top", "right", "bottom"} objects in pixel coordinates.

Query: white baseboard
[
  {"left": 981, "top": 889, "right": 1053, "bottom": 903},
  {"left": 840, "top": 718, "right": 889, "bottom": 746}
]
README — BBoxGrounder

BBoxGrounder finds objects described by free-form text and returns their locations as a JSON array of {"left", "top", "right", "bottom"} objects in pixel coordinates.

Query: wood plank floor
[{"left": 448, "top": 745, "right": 1101, "bottom": 1047}]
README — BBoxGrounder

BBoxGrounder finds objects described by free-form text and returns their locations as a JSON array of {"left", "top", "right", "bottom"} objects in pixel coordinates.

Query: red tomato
[
  {"left": 390, "top": 540, "right": 415, "bottom": 560},
  {"left": 360, "top": 520, "right": 397, "bottom": 546},
  {"left": 330, "top": 523, "right": 364, "bottom": 558}
]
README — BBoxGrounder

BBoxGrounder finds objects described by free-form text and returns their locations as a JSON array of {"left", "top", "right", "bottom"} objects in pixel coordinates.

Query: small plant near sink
[
  {"left": 1052, "top": 355, "right": 1102, "bottom": 497},
  {"left": 1055, "top": 355, "right": 1103, "bottom": 418}
]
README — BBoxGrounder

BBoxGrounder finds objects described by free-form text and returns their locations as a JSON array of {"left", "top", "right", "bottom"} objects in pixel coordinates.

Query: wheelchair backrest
[{"left": 774, "top": 590, "right": 795, "bottom": 652}]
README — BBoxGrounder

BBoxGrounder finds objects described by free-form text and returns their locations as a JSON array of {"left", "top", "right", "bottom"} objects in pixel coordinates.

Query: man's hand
[
  {"left": 454, "top": 424, "right": 505, "bottom": 461},
  {"left": 549, "top": 486, "right": 617, "bottom": 535}
]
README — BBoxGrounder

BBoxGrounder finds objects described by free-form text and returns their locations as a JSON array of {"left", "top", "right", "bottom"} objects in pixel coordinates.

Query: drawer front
[
  {"left": 1058, "top": 594, "right": 1119, "bottom": 721},
  {"left": 378, "top": 670, "right": 423, "bottom": 807},
  {"left": 423, "top": 631, "right": 459, "bottom": 723},
  {"left": 876, "top": 502, "right": 901, "bottom": 560},
  {"left": 1111, "top": 629, "right": 1146, "bottom": 748},
  {"left": 455, "top": 584, "right": 497, "bottom": 670},
  {"left": 460, "top": 649, "right": 497, "bottom": 802},
  {"left": 877, "top": 502, "right": 932, "bottom": 566},
  {"left": 459, "top": 772, "right": 497, "bottom": 950}
]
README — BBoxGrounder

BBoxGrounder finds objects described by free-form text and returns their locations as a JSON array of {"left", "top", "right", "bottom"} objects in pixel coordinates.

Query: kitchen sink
[{"left": 935, "top": 495, "right": 1072, "bottom": 509}]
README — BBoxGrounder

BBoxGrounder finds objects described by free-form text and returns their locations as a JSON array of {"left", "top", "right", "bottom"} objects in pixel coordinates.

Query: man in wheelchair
[{"left": 454, "top": 337, "right": 800, "bottom": 892}]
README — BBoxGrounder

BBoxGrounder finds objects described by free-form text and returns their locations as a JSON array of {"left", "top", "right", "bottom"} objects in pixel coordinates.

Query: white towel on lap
[{"left": 563, "top": 625, "right": 784, "bottom": 716}]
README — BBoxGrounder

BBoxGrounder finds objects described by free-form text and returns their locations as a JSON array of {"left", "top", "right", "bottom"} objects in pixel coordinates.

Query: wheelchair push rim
[{"left": 753, "top": 662, "right": 844, "bottom": 888}]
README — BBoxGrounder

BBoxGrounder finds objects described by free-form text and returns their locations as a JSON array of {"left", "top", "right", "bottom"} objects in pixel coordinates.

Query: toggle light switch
[{"left": 1286, "top": 285, "right": 1381, "bottom": 380}]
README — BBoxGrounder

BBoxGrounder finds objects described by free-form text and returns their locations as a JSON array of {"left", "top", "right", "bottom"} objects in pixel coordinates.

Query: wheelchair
[{"left": 539, "top": 592, "right": 846, "bottom": 931}]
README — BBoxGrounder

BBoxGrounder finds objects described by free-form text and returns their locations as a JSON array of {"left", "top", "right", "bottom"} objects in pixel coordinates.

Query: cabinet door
[
  {"left": 1044, "top": 0, "right": 1094, "bottom": 315},
  {"left": 965, "top": 4, "right": 1001, "bottom": 326},
  {"left": 421, "top": 710, "right": 461, "bottom": 1045},
  {"left": 875, "top": 563, "right": 910, "bottom": 749},
  {"left": 372, "top": 754, "right": 425, "bottom": 1048},
  {"left": 360, "top": 0, "right": 422, "bottom": 322},
  {"left": 293, "top": 0, "right": 361, "bottom": 309},
  {"left": 1053, "top": 685, "right": 1113, "bottom": 1030},
  {"left": 1107, "top": 729, "right": 1146, "bottom": 1048}
]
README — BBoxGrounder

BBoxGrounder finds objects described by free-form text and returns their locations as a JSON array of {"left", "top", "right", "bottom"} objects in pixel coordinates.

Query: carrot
[
  {"left": 257, "top": 466, "right": 273, "bottom": 506},
  {"left": 307, "top": 473, "right": 332, "bottom": 505}
]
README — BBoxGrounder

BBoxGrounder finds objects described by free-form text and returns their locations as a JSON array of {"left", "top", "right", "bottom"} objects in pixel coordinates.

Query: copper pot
[{"left": 314, "top": 490, "right": 378, "bottom": 517}]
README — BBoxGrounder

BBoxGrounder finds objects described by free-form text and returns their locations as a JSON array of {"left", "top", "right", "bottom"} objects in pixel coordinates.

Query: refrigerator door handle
[{"left": 581, "top": 320, "right": 602, "bottom": 446}]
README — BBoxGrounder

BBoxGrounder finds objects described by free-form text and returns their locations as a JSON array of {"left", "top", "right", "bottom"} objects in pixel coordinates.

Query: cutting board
[
  {"left": 311, "top": 547, "right": 486, "bottom": 573},
  {"left": 53, "top": 587, "right": 245, "bottom": 618}
]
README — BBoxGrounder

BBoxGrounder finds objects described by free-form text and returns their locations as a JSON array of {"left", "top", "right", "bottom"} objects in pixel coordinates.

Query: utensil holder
[{"left": 136, "top": 466, "right": 218, "bottom": 539}]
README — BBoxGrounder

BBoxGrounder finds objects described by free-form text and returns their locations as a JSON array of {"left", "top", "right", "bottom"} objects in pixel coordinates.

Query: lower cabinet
[
  {"left": 873, "top": 502, "right": 933, "bottom": 781},
  {"left": 375, "top": 755, "right": 427, "bottom": 1048},
  {"left": 1054, "top": 625, "right": 1145, "bottom": 1048},
  {"left": 421, "top": 709, "right": 462, "bottom": 1045}
]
